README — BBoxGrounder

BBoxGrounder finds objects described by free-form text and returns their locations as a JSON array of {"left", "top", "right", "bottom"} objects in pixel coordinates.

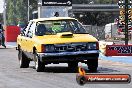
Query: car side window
[
  {"left": 26, "top": 22, "right": 36, "bottom": 38},
  {"left": 23, "top": 21, "right": 33, "bottom": 36}
]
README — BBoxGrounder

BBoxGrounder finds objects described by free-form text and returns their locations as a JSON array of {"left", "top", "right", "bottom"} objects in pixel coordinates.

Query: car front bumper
[
  {"left": 38, "top": 50, "right": 99, "bottom": 57},
  {"left": 38, "top": 50, "right": 99, "bottom": 62}
]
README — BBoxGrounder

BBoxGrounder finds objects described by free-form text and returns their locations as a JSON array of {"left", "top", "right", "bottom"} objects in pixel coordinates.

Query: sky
[{"left": 0, "top": 0, "right": 4, "bottom": 13}]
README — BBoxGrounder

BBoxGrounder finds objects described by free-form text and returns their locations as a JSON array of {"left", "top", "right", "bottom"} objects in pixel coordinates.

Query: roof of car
[{"left": 31, "top": 17, "right": 76, "bottom": 22}]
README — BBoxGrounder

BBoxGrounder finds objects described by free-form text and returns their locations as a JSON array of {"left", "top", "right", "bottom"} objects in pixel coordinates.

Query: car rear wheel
[
  {"left": 87, "top": 59, "right": 98, "bottom": 72},
  {"left": 68, "top": 62, "right": 78, "bottom": 72},
  {"left": 18, "top": 49, "right": 30, "bottom": 68},
  {"left": 34, "top": 53, "right": 45, "bottom": 72}
]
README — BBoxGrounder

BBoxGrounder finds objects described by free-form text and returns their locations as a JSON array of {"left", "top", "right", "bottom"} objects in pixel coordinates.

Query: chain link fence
[
  {"left": 83, "top": 25, "right": 105, "bottom": 40},
  {"left": 83, "top": 24, "right": 132, "bottom": 41}
]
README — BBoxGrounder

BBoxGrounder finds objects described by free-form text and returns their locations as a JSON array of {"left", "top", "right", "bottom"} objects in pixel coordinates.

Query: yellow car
[{"left": 17, "top": 17, "right": 99, "bottom": 72}]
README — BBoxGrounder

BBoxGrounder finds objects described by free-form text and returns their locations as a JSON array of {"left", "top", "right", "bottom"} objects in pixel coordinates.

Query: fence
[
  {"left": 83, "top": 25, "right": 105, "bottom": 40},
  {"left": 83, "top": 24, "right": 132, "bottom": 41}
]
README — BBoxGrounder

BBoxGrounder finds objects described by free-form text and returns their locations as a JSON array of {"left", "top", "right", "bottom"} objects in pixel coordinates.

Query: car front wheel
[
  {"left": 18, "top": 49, "right": 30, "bottom": 68},
  {"left": 34, "top": 53, "right": 45, "bottom": 72},
  {"left": 87, "top": 59, "right": 98, "bottom": 72},
  {"left": 68, "top": 62, "right": 78, "bottom": 72}
]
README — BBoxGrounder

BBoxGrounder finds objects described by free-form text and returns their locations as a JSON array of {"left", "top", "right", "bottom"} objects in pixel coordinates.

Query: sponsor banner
[
  {"left": 42, "top": 0, "right": 72, "bottom": 6},
  {"left": 106, "top": 45, "right": 132, "bottom": 56},
  {"left": 76, "top": 74, "right": 131, "bottom": 85},
  {"left": 76, "top": 67, "right": 131, "bottom": 85}
]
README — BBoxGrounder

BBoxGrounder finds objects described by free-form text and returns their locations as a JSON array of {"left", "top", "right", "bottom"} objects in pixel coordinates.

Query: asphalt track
[{"left": 0, "top": 46, "right": 132, "bottom": 88}]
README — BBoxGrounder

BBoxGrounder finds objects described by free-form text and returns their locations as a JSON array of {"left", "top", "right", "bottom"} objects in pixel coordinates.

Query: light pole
[
  {"left": 28, "top": 0, "right": 29, "bottom": 21},
  {"left": 124, "top": 0, "right": 129, "bottom": 45},
  {"left": 118, "top": 0, "right": 129, "bottom": 45},
  {"left": 3, "top": 0, "right": 6, "bottom": 29}
]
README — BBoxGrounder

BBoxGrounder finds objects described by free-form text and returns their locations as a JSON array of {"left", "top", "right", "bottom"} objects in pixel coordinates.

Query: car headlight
[
  {"left": 87, "top": 42, "right": 97, "bottom": 49},
  {"left": 45, "top": 45, "right": 55, "bottom": 52}
]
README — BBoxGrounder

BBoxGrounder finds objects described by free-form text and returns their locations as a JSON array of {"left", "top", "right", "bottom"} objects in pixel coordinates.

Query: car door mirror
[
  {"left": 20, "top": 31, "right": 25, "bottom": 36},
  {"left": 20, "top": 28, "right": 26, "bottom": 36}
]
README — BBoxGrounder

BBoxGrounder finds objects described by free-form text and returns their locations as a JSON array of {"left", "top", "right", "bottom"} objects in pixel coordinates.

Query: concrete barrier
[
  {"left": 99, "top": 41, "right": 114, "bottom": 55},
  {"left": 4, "top": 26, "right": 20, "bottom": 42}
]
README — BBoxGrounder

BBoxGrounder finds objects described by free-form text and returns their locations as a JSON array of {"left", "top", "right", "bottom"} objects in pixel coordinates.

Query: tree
[
  {"left": 6, "top": 0, "right": 17, "bottom": 25},
  {"left": 6, "top": 0, "right": 118, "bottom": 25},
  {"left": 15, "top": 0, "right": 28, "bottom": 24},
  {"left": 29, "top": 0, "right": 38, "bottom": 20},
  {"left": 6, "top": 0, "right": 37, "bottom": 25},
  {"left": 0, "top": 13, "right": 3, "bottom": 23}
]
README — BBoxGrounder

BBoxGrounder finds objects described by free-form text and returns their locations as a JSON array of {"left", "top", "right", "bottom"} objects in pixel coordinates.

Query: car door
[
  {"left": 20, "top": 21, "right": 33, "bottom": 51},
  {"left": 25, "top": 22, "right": 36, "bottom": 53}
]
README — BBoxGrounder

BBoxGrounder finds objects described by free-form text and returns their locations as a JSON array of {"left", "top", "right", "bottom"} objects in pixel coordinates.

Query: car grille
[{"left": 54, "top": 43, "right": 87, "bottom": 52}]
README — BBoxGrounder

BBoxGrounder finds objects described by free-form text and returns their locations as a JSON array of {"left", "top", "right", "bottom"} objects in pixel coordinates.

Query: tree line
[
  {"left": 6, "top": 0, "right": 37, "bottom": 25},
  {"left": 5, "top": 0, "right": 118, "bottom": 25}
]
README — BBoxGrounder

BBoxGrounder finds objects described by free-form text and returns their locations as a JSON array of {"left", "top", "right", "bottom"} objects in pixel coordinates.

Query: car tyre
[
  {"left": 18, "top": 49, "right": 30, "bottom": 68},
  {"left": 34, "top": 53, "right": 45, "bottom": 72},
  {"left": 68, "top": 62, "right": 78, "bottom": 72},
  {"left": 87, "top": 59, "right": 98, "bottom": 72}
]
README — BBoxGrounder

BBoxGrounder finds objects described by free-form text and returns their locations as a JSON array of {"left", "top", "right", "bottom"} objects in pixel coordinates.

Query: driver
[{"left": 51, "top": 22, "right": 62, "bottom": 33}]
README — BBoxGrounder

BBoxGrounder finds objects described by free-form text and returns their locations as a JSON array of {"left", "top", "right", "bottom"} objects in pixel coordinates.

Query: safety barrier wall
[
  {"left": 105, "top": 45, "right": 132, "bottom": 56},
  {"left": 4, "top": 26, "right": 20, "bottom": 42}
]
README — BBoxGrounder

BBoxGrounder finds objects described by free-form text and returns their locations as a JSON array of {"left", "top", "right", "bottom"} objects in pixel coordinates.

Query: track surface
[{"left": 0, "top": 47, "right": 132, "bottom": 88}]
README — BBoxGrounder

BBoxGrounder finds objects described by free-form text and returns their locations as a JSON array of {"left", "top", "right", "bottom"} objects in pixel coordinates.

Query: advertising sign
[
  {"left": 106, "top": 45, "right": 132, "bottom": 56},
  {"left": 42, "top": 0, "right": 72, "bottom": 6},
  {"left": 76, "top": 67, "right": 131, "bottom": 85}
]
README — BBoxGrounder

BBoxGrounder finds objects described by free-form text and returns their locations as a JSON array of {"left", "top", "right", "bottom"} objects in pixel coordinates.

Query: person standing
[
  {"left": 17, "top": 20, "right": 26, "bottom": 32},
  {"left": 54, "top": 12, "right": 59, "bottom": 17},
  {"left": 0, "top": 23, "right": 6, "bottom": 48}
]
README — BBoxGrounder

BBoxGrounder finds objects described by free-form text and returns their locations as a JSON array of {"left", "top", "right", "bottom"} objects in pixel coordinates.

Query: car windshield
[{"left": 37, "top": 20, "right": 88, "bottom": 35}]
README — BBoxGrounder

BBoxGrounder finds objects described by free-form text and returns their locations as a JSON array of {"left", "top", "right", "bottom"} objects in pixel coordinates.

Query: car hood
[{"left": 33, "top": 32, "right": 98, "bottom": 44}]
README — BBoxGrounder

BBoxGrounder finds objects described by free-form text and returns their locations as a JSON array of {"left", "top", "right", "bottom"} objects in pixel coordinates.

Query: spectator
[
  {"left": 17, "top": 20, "right": 26, "bottom": 32},
  {"left": 0, "top": 23, "right": 6, "bottom": 48},
  {"left": 54, "top": 12, "right": 59, "bottom": 17}
]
